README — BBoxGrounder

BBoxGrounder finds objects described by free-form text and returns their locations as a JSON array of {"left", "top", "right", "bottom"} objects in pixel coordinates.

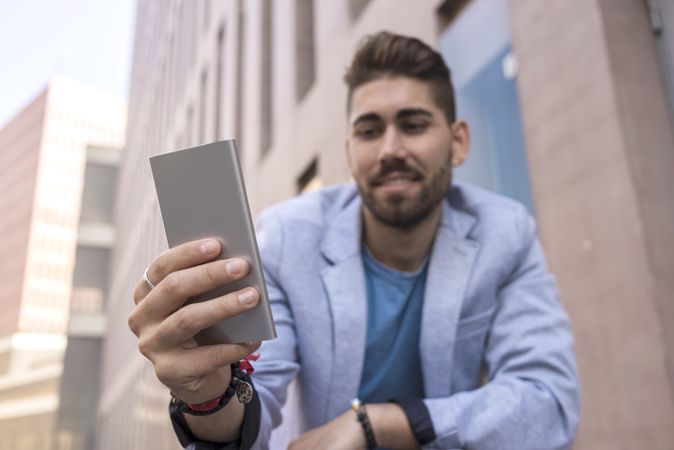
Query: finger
[
  {"left": 154, "top": 341, "right": 262, "bottom": 383},
  {"left": 128, "top": 257, "right": 250, "bottom": 335},
  {"left": 133, "top": 276, "right": 154, "bottom": 305},
  {"left": 137, "top": 256, "right": 251, "bottom": 324},
  {"left": 153, "top": 287, "right": 260, "bottom": 348},
  {"left": 133, "top": 238, "right": 222, "bottom": 305}
]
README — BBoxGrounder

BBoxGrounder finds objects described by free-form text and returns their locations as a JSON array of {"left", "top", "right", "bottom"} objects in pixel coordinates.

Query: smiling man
[{"left": 129, "top": 32, "right": 580, "bottom": 449}]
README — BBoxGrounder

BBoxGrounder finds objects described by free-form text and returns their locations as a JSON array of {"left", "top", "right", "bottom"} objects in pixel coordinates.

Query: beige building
[
  {"left": 52, "top": 144, "right": 122, "bottom": 450},
  {"left": 0, "top": 78, "right": 125, "bottom": 449},
  {"left": 99, "top": 0, "right": 674, "bottom": 449}
]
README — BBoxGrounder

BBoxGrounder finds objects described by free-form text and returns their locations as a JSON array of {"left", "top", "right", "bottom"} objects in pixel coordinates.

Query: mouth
[{"left": 372, "top": 172, "right": 422, "bottom": 192}]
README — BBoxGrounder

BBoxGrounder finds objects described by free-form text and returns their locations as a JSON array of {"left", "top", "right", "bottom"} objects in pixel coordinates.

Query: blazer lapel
[
  {"left": 320, "top": 192, "right": 368, "bottom": 419},
  {"left": 421, "top": 199, "right": 479, "bottom": 397},
  {"left": 318, "top": 185, "right": 479, "bottom": 411}
]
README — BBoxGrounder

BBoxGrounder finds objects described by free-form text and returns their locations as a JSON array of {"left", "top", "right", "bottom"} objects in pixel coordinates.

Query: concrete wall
[
  {"left": 99, "top": 0, "right": 674, "bottom": 448},
  {"left": 509, "top": 0, "right": 674, "bottom": 448}
]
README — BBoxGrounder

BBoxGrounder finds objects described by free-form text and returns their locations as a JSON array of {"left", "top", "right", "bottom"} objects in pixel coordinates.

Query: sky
[{"left": 0, "top": 0, "right": 137, "bottom": 129}]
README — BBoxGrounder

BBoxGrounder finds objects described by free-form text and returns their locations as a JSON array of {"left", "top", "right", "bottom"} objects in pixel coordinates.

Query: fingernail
[
  {"left": 201, "top": 240, "right": 218, "bottom": 255},
  {"left": 226, "top": 259, "right": 244, "bottom": 275},
  {"left": 238, "top": 289, "right": 257, "bottom": 306}
]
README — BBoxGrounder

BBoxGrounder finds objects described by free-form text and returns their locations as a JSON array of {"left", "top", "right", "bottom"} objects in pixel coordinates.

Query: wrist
[
  {"left": 173, "top": 362, "right": 253, "bottom": 416},
  {"left": 172, "top": 365, "right": 230, "bottom": 404},
  {"left": 351, "top": 398, "right": 378, "bottom": 449},
  {"left": 365, "top": 402, "right": 421, "bottom": 450}
]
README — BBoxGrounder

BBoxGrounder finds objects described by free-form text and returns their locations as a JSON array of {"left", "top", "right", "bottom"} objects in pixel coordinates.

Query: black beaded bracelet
[
  {"left": 351, "top": 398, "right": 377, "bottom": 449},
  {"left": 171, "top": 363, "right": 254, "bottom": 416}
]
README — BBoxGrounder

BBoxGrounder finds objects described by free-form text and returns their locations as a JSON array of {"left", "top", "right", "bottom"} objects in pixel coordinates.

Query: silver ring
[{"left": 143, "top": 267, "right": 156, "bottom": 290}]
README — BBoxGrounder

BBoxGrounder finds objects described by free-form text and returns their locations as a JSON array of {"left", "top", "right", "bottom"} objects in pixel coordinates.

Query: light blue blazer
[{"left": 250, "top": 182, "right": 580, "bottom": 450}]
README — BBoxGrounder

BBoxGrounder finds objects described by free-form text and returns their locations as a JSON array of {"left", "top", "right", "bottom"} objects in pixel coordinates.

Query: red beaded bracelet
[
  {"left": 186, "top": 393, "right": 227, "bottom": 412},
  {"left": 171, "top": 354, "right": 259, "bottom": 416}
]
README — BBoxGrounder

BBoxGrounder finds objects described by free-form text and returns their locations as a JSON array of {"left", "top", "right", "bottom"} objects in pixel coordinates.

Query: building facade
[
  {"left": 52, "top": 144, "right": 122, "bottom": 450},
  {"left": 99, "top": 0, "right": 674, "bottom": 448},
  {"left": 0, "top": 78, "right": 125, "bottom": 449}
]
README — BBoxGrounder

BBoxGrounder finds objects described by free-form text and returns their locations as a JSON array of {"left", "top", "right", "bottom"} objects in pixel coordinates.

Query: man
[{"left": 128, "top": 32, "right": 580, "bottom": 449}]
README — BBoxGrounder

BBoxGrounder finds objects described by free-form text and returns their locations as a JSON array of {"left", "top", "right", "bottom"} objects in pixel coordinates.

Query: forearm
[
  {"left": 424, "top": 375, "right": 578, "bottom": 450},
  {"left": 367, "top": 403, "right": 420, "bottom": 450},
  {"left": 184, "top": 398, "right": 245, "bottom": 443}
]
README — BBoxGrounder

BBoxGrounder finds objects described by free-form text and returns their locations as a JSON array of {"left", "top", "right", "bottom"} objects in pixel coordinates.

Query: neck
[{"left": 362, "top": 206, "right": 442, "bottom": 272}]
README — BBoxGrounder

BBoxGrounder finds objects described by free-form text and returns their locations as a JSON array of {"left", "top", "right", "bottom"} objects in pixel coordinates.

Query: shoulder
[
  {"left": 450, "top": 181, "right": 536, "bottom": 245},
  {"left": 256, "top": 182, "right": 358, "bottom": 229},
  {"left": 451, "top": 181, "right": 528, "bottom": 217},
  {"left": 254, "top": 183, "right": 357, "bottom": 254}
]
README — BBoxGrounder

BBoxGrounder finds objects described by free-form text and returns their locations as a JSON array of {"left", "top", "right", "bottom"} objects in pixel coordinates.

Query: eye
[
  {"left": 401, "top": 121, "right": 428, "bottom": 134},
  {"left": 354, "top": 124, "right": 382, "bottom": 140}
]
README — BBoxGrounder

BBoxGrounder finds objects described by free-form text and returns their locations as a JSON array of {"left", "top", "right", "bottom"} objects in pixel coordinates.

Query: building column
[{"left": 508, "top": 0, "right": 674, "bottom": 448}]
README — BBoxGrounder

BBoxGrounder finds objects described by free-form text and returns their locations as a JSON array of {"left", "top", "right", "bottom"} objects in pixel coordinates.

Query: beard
[{"left": 357, "top": 153, "right": 453, "bottom": 229}]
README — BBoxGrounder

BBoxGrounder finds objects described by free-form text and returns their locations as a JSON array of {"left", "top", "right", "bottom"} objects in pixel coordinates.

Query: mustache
[{"left": 369, "top": 158, "right": 423, "bottom": 185}]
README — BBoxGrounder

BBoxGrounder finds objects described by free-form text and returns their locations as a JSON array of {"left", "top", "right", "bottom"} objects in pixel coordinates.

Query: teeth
[{"left": 383, "top": 178, "right": 412, "bottom": 185}]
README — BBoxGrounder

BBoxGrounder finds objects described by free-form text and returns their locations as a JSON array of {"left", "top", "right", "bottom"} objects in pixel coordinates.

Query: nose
[{"left": 378, "top": 125, "right": 406, "bottom": 161}]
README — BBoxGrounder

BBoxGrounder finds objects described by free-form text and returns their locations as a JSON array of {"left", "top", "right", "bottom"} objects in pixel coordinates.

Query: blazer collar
[{"left": 319, "top": 186, "right": 362, "bottom": 264}]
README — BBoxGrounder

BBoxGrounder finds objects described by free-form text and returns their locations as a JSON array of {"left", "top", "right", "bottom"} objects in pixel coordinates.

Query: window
[
  {"left": 297, "top": 157, "right": 321, "bottom": 193},
  {"left": 186, "top": 104, "right": 194, "bottom": 146},
  {"left": 260, "top": 0, "right": 273, "bottom": 157},
  {"left": 236, "top": 0, "right": 245, "bottom": 150},
  {"left": 73, "top": 247, "right": 111, "bottom": 298},
  {"left": 295, "top": 0, "right": 315, "bottom": 101},
  {"left": 80, "top": 163, "right": 118, "bottom": 223},
  {"left": 215, "top": 25, "right": 225, "bottom": 140},
  {"left": 436, "top": 0, "right": 470, "bottom": 31},
  {"left": 199, "top": 68, "right": 208, "bottom": 144},
  {"left": 438, "top": 0, "right": 535, "bottom": 213},
  {"left": 652, "top": 0, "right": 674, "bottom": 121},
  {"left": 348, "top": 0, "right": 371, "bottom": 22}
]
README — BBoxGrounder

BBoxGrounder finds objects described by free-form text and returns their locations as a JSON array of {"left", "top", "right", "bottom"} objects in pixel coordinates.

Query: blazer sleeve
[
  {"left": 248, "top": 209, "right": 301, "bottom": 449},
  {"left": 422, "top": 208, "right": 581, "bottom": 450}
]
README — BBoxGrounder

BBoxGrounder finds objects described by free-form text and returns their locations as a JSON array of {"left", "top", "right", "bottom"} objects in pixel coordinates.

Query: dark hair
[{"left": 344, "top": 31, "right": 456, "bottom": 124}]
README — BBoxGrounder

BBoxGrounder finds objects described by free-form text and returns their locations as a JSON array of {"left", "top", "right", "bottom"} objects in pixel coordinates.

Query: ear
[{"left": 450, "top": 120, "right": 470, "bottom": 167}]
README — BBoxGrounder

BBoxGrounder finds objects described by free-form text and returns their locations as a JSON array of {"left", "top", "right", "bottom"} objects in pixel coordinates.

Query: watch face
[{"left": 235, "top": 380, "right": 254, "bottom": 404}]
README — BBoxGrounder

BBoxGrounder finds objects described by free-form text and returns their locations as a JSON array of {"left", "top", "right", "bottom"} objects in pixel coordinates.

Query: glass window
[
  {"left": 438, "top": 0, "right": 535, "bottom": 214},
  {"left": 80, "top": 163, "right": 118, "bottom": 223},
  {"left": 297, "top": 157, "right": 321, "bottom": 193},
  {"left": 73, "top": 246, "right": 111, "bottom": 298},
  {"left": 260, "top": 0, "right": 273, "bottom": 157},
  {"left": 295, "top": 0, "right": 316, "bottom": 102},
  {"left": 349, "top": 0, "right": 371, "bottom": 21},
  {"left": 653, "top": 0, "right": 674, "bottom": 119}
]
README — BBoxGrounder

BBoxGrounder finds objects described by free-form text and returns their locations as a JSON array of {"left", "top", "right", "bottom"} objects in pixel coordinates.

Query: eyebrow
[
  {"left": 396, "top": 108, "right": 433, "bottom": 120},
  {"left": 351, "top": 108, "right": 434, "bottom": 127},
  {"left": 351, "top": 112, "right": 381, "bottom": 127}
]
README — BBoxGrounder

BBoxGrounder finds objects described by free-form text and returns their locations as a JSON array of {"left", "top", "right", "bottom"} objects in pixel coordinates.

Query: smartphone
[{"left": 149, "top": 139, "right": 276, "bottom": 345}]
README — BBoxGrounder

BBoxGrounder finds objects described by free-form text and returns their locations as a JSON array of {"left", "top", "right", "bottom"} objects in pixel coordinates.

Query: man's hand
[
  {"left": 127, "top": 238, "right": 261, "bottom": 441},
  {"left": 288, "top": 409, "right": 365, "bottom": 450}
]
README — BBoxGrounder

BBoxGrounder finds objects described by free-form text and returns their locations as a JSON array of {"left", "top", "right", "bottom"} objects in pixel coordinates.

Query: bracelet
[
  {"left": 171, "top": 362, "right": 254, "bottom": 416},
  {"left": 351, "top": 398, "right": 377, "bottom": 449}
]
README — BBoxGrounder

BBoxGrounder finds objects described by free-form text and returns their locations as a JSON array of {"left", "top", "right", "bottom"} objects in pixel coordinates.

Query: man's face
[{"left": 345, "top": 76, "right": 469, "bottom": 229}]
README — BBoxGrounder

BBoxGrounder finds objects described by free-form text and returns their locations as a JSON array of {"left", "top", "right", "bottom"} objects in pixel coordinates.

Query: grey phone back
[{"left": 149, "top": 140, "right": 276, "bottom": 345}]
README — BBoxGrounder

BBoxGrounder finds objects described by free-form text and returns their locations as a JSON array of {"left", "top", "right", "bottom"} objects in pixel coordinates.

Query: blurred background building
[
  {"left": 52, "top": 143, "right": 122, "bottom": 450},
  {"left": 11, "top": 0, "right": 662, "bottom": 449},
  {"left": 0, "top": 78, "right": 125, "bottom": 449}
]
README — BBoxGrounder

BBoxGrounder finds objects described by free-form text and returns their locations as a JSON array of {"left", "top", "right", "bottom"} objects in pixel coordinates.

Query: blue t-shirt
[{"left": 358, "top": 247, "right": 428, "bottom": 403}]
